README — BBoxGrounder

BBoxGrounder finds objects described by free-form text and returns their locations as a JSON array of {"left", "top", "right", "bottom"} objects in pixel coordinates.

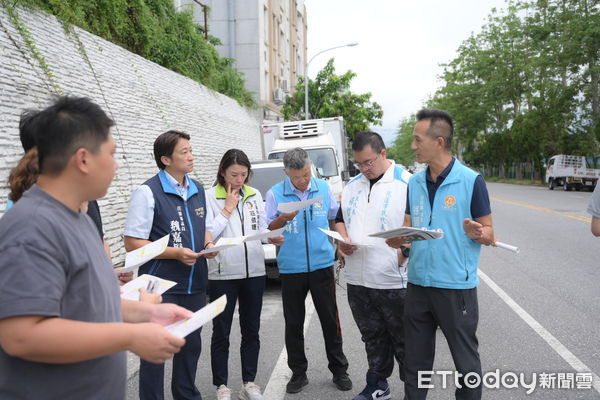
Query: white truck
[
  {"left": 261, "top": 117, "right": 349, "bottom": 201},
  {"left": 546, "top": 154, "right": 600, "bottom": 191}
]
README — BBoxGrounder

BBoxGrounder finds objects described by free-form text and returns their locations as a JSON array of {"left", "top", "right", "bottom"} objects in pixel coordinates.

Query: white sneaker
[
  {"left": 217, "top": 384, "right": 232, "bottom": 400},
  {"left": 239, "top": 382, "right": 264, "bottom": 400}
]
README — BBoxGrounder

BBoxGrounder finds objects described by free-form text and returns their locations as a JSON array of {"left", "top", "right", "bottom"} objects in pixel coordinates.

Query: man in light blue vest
[
  {"left": 265, "top": 148, "right": 351, "bottom": 394},
  {"left": 386, "top": 109, "right": 494, "bottom": 400}
]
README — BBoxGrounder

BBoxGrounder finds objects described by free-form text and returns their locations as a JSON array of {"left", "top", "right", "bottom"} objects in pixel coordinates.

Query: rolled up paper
[{"left": 495, "top": 241, "right": 520, "bottom": 254}]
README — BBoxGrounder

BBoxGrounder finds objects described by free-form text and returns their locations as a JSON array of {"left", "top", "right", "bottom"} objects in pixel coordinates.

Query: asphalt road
[{"left": 127, "top": 182, "right": 600, "bottom": 400}]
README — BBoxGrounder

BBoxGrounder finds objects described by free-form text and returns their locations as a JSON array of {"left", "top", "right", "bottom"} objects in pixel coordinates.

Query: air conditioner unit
[{"left": 273, "top": 87, "right": 285, "bottom": 105}]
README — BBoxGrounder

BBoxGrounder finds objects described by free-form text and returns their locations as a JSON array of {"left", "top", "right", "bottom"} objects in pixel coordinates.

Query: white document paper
[
  {"left": 277, "top": 195, "right": 323, "bottom": 214},
  {"left": 199, "top": 228, "right": 287, "bottom": 255},
  {"left": 198, "top": 237, "right": 243, "bottom": 255},
  {"left": 120, "top": 274, "right": 176, "bottom": 301},
  {"left": 318, "top": 228, "right": 368, "bottom": 247},
  {"left": 119, "top": 234, "right": 170, "bottom": 274},
  {"left": 243, "top": 227, "right": 286, "bottom": 242},
  {"left": 165, "top": 295, "right": 227, "bottom": 338},
  {"left": 368, "top": 227, "right": 444, "bottom": 241}
]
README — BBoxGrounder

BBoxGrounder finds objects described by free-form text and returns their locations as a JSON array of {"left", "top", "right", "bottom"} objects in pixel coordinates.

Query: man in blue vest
[
  {"left": 265, "top": 147, "right": 351, "bottom": 394},
  {"left": 386, "top": 109, "right": 494, "bottom": 400},
  {"left": 124, "top": 130, "right": 218, "bottom": 400}
]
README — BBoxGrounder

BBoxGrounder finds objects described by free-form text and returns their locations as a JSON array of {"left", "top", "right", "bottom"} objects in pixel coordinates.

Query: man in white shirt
[{"left": 335, "top": 131, "right": 411, "bottom": 400}]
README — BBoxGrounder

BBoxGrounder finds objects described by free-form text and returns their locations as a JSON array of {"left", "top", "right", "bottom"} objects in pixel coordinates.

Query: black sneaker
[
  {"left": 286, "top": 373, "right": 308, "bottom": 394},
  {"left": 333, "top": 373, "right": 353, "bottom": 391}
]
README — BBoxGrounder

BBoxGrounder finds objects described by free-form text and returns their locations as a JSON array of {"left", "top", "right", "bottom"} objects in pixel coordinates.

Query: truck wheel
[
  {"left": 564, "top": 181, "right": 572, "bottom": 191},
  {"left": 548, "top": 179, "right": 555, "bottom": 190}
]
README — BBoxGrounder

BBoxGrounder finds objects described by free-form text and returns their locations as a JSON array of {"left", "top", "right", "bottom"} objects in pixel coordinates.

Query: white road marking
[
  {"left": 263, "top": 296, "right": 315, "bottom": 399},
  {"left": 479, "top": 269, "right": 600, "bottom": 394}
]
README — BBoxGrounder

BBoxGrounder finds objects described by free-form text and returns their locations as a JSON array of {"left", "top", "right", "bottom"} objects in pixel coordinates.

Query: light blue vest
[
  {"left": 272, "top": 177, "right": 334, "bottom": 274},
  {"left": 408, "top": 160, "right": 481, "bottom": 289}
]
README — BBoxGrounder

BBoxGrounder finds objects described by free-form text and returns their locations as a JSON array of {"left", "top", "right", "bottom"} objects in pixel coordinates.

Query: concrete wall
[{"left": 0, "top": 6, "right": 262, "bottom": 264}]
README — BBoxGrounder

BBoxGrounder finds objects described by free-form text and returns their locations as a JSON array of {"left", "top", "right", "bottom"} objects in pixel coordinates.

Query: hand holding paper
[
  {"left": 199, "top": 228, "right": 287, "bottom": 255},
  {"left": 120, "top": 274, "right": 176, "bottom": 301},
  {"left": 318, "top": 228, "right": 366, "bottom": 246},
  {"left": 494, "top": 241, "right": 520, "bottom": 254},
  {"left": 198, "top": 237, "right": 244, "bottom": 255},
  {"left": 165, "top": 295, "right": 227, "bottom": 338}
]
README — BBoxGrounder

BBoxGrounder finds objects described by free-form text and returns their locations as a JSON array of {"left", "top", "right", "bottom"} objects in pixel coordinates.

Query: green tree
[
  {"left": 416, "top": 0, "right": 599, "bottom": 181},
  {"left": 282, "top": 59, "right": 383, "bottom": 140},
  {"left": 387, "top": 115, "right": 416, "bottom": 167}
]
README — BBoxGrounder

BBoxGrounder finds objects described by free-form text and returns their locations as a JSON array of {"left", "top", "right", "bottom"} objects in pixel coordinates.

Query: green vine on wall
[
  {"left": 3, "top": 1, "right": 62, "bottom": 95},
  {"left": 6, "top": 0, "right": 256, "bottom": 108}
]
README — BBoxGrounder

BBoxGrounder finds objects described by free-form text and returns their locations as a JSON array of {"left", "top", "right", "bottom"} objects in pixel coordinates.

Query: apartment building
[{"left": 175, "top": 0, "right": 307, "bottom": 121}]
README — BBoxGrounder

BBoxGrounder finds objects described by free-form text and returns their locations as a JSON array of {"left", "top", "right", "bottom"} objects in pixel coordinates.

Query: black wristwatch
[{"left": 400, "top": 245, "right": 410, "bottom": 258}]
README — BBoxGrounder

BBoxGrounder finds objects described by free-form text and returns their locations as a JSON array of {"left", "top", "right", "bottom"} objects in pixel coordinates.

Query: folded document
[{"left": 368, "top": 227, "right": 444, "bottom": 241}]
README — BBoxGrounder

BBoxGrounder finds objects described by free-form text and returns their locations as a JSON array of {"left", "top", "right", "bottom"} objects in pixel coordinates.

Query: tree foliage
[
  {"left": 10, "top": 0, "right": 255, "bottom": 107},
  {"left": 282, "top": 59, "right": 383, "bottom": 140},
  {"left": 392, "top": 0, "right": 599, "bottom": 179},
  {"left": 386, "top": 115, "right": 416, "bottom": 167}
]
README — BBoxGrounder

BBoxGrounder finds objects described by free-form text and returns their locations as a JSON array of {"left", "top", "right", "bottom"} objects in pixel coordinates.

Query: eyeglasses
[{"left": 353, "top": 155, "right": 379, "bottom": 170}]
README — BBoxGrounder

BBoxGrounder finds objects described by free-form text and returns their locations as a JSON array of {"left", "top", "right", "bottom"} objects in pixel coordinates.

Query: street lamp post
[{"left": 304, "top": 42, "right": 358, "bottom": 120}]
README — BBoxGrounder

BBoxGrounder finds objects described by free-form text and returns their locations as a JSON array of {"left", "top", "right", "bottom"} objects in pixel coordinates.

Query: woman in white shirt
[{"left": 206, "top": 149, "right": 283, "bottom": 400}]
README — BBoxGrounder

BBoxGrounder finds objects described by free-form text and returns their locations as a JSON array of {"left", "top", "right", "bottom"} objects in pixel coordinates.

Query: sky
[{"left": 304, "top": 0, "right": 510, "bottom": 145}]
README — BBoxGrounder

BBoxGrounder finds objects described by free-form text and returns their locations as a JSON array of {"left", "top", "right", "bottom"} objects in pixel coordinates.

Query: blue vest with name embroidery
[
  {"left": 140, "top": 170, "right": 207, "bottom": 294},
  {"left": 407, "top": 160, "right": 481, "bottom": 289},
  {"left": 272, "top": 177, "right": 334, "bottom": 274}
]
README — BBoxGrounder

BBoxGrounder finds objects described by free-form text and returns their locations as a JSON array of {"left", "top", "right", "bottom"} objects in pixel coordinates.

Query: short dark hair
[
  {"left": 216, "top": 149, "right": 251, "bottom": 187},
  {"left": 352, "top": 131, "right": 386, "bottom": 153},
  {"left": 416, "top": 109, "right": 454, "bottom": 149},
  {"left": 32, "top": 96, "right": 114, "bottom": 175},
  {"left": 153, "top": 130, "right": 191, "bottom": 170},
  {"left": 19, "top": 109, "right": 40, "bottom": 152}
]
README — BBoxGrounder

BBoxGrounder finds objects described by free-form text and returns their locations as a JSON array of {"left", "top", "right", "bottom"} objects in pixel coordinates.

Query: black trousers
[
  {"left": 208, "top": 276, "right": 266, "bottom": 387},
  {"left": 347, "top": 284, "right": 406, "bottom": 381},
  {"left": 139, "top": 292, "right": 206, "bottom": 400},
  {"left": 280, "top": 266, "right": 349, "bottom": 376},
  {"left": 404, "top": 283, "right": 482, "bottom": 400}
]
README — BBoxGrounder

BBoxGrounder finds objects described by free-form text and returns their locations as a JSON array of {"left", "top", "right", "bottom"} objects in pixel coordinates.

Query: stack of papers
[
  {"left": 120, "top": 274, "right": 176, "bottom": 301},
  {"left": 368, "top": 227, "right": 444, "bottom": 242},
  {"left": 165, "top": 295, "right": 227, "bottom": 338}
]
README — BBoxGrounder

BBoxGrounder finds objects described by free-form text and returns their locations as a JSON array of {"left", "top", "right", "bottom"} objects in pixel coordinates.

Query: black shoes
[
  {"left": 286, "top": 373, "right": 309, "bottom": 393},
  {"left": 333, "top": 373, "right": 353, "bottom": 391},
  {"left": 286, "top": 372, "right": 352, "bottom": 393}
]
